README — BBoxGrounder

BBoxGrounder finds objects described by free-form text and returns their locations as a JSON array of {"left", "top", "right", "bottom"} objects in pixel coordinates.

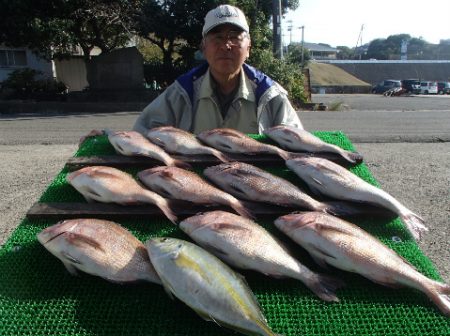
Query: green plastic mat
[{"left": 1, "top": 132, "right": 448, "bottom": 336}]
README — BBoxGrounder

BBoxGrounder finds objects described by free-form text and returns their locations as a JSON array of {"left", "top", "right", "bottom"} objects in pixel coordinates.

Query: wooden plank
[
  {"left": 26, "top": 201, "right": 391, "bottom": 221},
  {"left": 65, "top": 152, "right": 351, "bottom": 171},
  {"left": 26, "top": 201, "right": 295, "bottom": 220}
]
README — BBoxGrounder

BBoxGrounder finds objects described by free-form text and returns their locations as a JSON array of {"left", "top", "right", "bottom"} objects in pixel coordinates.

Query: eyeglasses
[{"left": 206, "top": 30, "right": 247, "bottom": 47}]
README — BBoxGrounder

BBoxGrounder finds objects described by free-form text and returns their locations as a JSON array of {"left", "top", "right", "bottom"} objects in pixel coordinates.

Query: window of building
[{"left": 0, "top": 50, "right": 27, "bottom": 67}]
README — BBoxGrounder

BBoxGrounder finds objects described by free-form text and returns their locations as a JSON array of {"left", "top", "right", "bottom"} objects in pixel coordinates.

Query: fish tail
[
  {"left": 303, "top": 273, "right": 345, "bottom": 302},
  {"left": 158, "top": 199, "right": 178, "bottom": 225},
  {"left": 400, "top": 211, "right": 428, "bottom": 241},
  {"left": 277, "top": 149, "right": 294, "bottom": 161},
  {"left": 424, "top": 281, "right": 450, "bottom": 316},
  {"left": 172, "top": 158, "right": 193, "bottom": 170},
  {"left": 144, "top": 193, "right": 178, "bottom": 225},
  {"left": 212, "top": 150, "right": 232, "bottom": 163},
  {"left": 229, "top": 200, "right": 255, "bottom": 220},
  {"left": 341, "top": 151, "right": 364, "bottom": 164}
]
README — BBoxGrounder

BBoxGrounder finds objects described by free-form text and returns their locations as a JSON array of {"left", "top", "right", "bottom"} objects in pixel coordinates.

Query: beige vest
[{"left": 192, "top": 69, "right": 258, "bottom": 134}]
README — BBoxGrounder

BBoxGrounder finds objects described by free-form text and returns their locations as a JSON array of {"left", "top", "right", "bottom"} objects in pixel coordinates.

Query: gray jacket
[{"left": 133, "top": 62, "right": 303, "bottom": 135}]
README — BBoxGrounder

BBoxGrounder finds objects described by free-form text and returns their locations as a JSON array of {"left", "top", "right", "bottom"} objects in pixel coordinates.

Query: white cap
[{"left": 202, "top": 5, "right": 249, "bottom": 37}]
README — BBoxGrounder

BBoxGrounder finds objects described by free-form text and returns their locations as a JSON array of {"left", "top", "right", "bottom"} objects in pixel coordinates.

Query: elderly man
[{"left": 133, "top": 4, "right": 303, "bottom": 135}]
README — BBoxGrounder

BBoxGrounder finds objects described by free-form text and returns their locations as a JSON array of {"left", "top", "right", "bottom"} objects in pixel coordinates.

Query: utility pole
[
  {"left": 272, "top": 0, "right": 283, "bottom": 59},
  {"left": 300, "top": 25, "right": 305, "bottom": 67},
  {"left": 354, "top": 24, "right": 364, "bottom": 60},
  {"left": 287, "top": 20, "right": 293, "bottom": 45}
]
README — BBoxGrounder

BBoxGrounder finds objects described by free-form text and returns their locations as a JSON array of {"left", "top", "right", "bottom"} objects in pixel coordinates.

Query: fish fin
[
  {"left": 213, "top": 128, "right": 243, "bottom": 138},
  {"left": 371, "top": 278, "right": 402, "bottom": 289},
  {"left": 323, "top": 201, "right": 369, "bottom": 217},
  {"left": 61, "top": 251, "right": 82, "bottom": 265},
  {"left": 132, "top": 151, "right": 151, "bottom": 157},
  {"left": 426, "top": 283, "right": 450, "bottom": 316},
  {"left": 214, "top": 140, "right": 234, "bottom": 151},
  {"left": 159, "top": 171, "right": 184, "bottom": 188},
  {"left": 401, "top": 212, "right": 428, "bottom": 241},
  {"left": 102, "top": 278, "right": 129, "bottom": 285},
  {"left": 307, "top": 244, "right": 336, "bottom": 269},
  {"left": 278, "top": 129, "right": 297, "bottom": 144},
  {"left": 304, "top": 179, "right": 325, "bottom": 197},
  {"left": 61, "top": 261, "right": 80, "bottom": 276},
  {"left": 161, "top": 282, "right": 176, "bottom": 300},
  {"left": 312, "top": 177, "right": 323, "bottom": 186},
  {"left": 229, "top": 184, "right": 248, "bottom": 198},
  {"left": 201, "top": 242, "right": 229, "bottom": 258},
  {"left": 80, "top": 186, "right": 103, "bottom": 202},
  {"left": 149, "top": 136, "right": 165, "bottom": 148},
  {"left": 341, "top": 151, "right": 364, "bottom": 164},
  {"left": 307, "top": 274, "right": 345, "bottom": 302},
  {"left": 191, "top": 307, "right": 216, "bottom": 322}
]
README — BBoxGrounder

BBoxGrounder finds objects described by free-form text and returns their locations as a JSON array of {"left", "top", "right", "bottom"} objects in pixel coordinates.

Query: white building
[{"left": 0, "top": 45, "right": 53, "bottom": 82}]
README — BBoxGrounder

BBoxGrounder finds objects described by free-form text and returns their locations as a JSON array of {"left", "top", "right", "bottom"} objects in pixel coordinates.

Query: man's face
[{"left": 202, "top": 24, "right": 251, "bottom": 78}]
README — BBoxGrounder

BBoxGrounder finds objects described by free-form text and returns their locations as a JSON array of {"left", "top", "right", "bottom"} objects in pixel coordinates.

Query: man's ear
[{"left": 200, "top": 38, "right": 206, "bottom": 52}]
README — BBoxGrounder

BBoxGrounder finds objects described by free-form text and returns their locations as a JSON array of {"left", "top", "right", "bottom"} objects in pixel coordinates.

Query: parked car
[
  {"left": 401, "top": 79, "right": 421, "bottom": 94},
  {"left": 372, "top": 79, "right": 401, "bottom": 94},
  {"left": 419, "top": 81, "right": 438, "bottom": 94},
  {"left": 437, "top": 81, "right": 450, "bottom": 94}
]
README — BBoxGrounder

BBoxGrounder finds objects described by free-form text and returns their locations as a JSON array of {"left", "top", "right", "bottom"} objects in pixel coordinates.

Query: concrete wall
[
  {"left": 322, "top": 60, "right": 450, "bottom": 86},
  {"left": 54, "top": 57, "right": 88, "bottom": 92}
]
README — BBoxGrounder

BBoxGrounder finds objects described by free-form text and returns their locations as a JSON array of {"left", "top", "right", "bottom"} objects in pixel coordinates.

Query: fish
[
  {"left": 264, "top": 125, "right": 363, "bottom": 164},
  {"left": 67, "top": 166, "right": 177, "bottom": 224},
  {"left": 285, "top": 157, "right": 428, "bottom": 241},
  {"left": 204, "top": 161, "right": 363, "bottom": 216},
  {"left": 104, "top": 129, "right": 191, "bottom": 169},
  {"left": 137, "top": 166, "right": 253, "bottom": 219},
  {"left": 37, "top": 218, "right": 162, "bottom": 285},
  {"left": 179, "top": 210, "right": 344, "bottom": 302},
  {"left": 274, "top": 212, "right": 450, "bottom": 316},
  {"left": 146, "top": 237, "right": 281, "bottom": 335},
  {"left": 197, "top": 128, "right": 291, "bottom": 160},
  {"left": 146, "top": 126, "right": 230, "bottom": 162}
]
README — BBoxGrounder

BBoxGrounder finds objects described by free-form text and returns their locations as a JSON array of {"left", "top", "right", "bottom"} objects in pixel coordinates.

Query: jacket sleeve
[
  {"left": 264, "top": 94, "right": 304, "bottom": 130},
  {"left": 132, "top": 83, "right": 189, "bottom": 135}
]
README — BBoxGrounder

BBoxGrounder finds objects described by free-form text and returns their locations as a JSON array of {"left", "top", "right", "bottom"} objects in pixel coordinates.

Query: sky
[{"left": 282, "top": 0, "right": 450, "bottom": 48}]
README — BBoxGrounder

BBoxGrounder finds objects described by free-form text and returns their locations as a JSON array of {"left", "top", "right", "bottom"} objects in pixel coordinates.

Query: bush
[
  {"left": 248, "top": 49, "right": 307, "bottom": 108},
  {"left": 0, "top": 68, "right": 67, "bottom": 101}
]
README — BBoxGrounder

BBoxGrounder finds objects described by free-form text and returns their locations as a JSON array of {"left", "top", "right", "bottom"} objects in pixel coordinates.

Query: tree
[
  {"left": 136, "top": 0, "right": 218, "bottom": 74},
  {"left": 336, "top": 46, "right": 354, "bottom": 60},
  {"left": 0, "top": 0, "right": 142, "bottom": 62},
  {"left": 136, "top": 0, "right": 300, "bottom": 75},
  {"left": 285, "top": 43, "right": 310, "bottom": 66}
]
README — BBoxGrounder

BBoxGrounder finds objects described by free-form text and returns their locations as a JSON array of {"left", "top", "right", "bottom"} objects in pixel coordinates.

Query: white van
[{"left": 419, "top": 81, "right": 438, "bottom": 94}]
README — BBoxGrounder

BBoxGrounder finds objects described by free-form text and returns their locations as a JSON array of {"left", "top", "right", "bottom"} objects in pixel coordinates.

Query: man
[
  {"left": 80, "top": 4, "right": 302, "bottom": 144},
  {"left": 132, "top": 4, "right": 303, "bottom": 135}
]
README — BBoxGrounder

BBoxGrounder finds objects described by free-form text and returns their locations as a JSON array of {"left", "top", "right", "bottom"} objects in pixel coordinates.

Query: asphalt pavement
[{"left": 0, "top": 93, "right": 449, "bottom": 282}]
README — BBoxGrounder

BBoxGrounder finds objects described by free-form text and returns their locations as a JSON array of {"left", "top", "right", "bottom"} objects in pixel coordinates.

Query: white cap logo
[{"left": 202, "top": 5, "right": 249, "bottom": 36}]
